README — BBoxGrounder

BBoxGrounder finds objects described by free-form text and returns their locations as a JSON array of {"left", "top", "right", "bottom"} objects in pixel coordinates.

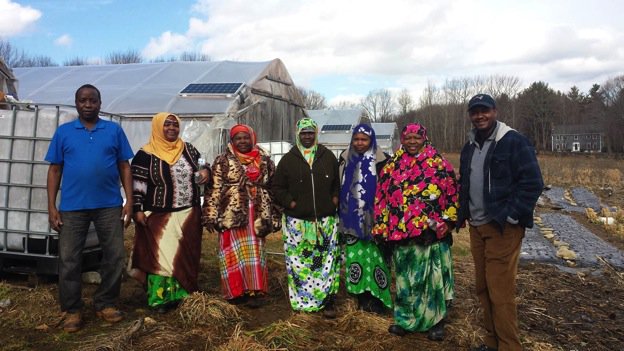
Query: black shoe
[
  {"left": 427, "top": 321, "right": 445, "bottom": 341},
  {"left": 247, "top": 296, "right": 266, "bottom": 309},
  {"left": 227, "top": 295, "right": 249, "bottom": 305},
  {"left": 322, "top": 301, "right": 337, "bottom": 319},
  {"left": 388, "top": 324, "right": 408, "bottom": 336},
  {"left": 470, "top": 345, "right": 497, "bottom": 351}
]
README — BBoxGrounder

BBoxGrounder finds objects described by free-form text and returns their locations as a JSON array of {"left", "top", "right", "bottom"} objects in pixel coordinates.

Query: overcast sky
[{"left": 2, "top": 0, "right": 623, "bottom": 105}]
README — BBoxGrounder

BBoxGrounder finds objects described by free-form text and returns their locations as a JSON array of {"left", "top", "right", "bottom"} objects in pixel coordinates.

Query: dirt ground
[{"left": 1, "top": 155, "right": 623, "bottom": 350}]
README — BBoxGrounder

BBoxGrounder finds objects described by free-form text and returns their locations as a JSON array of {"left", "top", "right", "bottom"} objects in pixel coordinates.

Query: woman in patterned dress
[
  {"left": 372, "top": 123, "right": 459, "bottom": 341},
  {"left": 272, "top": 118, "right": 341, "bottom": 318},
  {"left": 203, "top": 124, "right": 281, "bottom": 307},
  {"left": 338, "top": 123, "right": 392, "bottom": 313},
  {"left": 129, "top": 112, "right": 210, "bottom": 313}
]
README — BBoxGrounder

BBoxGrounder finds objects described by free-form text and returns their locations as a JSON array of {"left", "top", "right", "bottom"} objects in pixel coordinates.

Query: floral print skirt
[
  {"left": 393, "top": 240, "right": 454, "bottom": 331},
  {"left": 282, "top": 215, "right": 341, "bottom": 311}
]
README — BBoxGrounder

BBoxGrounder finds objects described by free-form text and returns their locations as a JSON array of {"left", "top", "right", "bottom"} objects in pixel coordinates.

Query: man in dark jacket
[
  {"left": 457, "top": 94, "right": 543, "bottom": 351},
  {"left": 272, "top": 118, "right": 341, "bottom": 319}
]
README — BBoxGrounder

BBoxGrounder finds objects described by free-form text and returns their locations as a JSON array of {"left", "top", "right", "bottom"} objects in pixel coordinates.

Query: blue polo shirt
[{"left": 45, "top": 118, "right": 134, "bottom": 211}]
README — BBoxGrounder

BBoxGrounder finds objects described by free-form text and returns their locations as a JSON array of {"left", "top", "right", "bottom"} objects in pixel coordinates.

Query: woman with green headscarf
[{"left": 272, "top": 118, "right": 341, "bottom": 318}]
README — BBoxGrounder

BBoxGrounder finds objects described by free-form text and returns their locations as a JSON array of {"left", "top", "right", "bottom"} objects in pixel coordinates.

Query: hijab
[
  {"left": 339, "top": 124, "right": 378, "bottom": 240},
  {"left": 295, "top": 118, "right": 318, "bottom": 167},
  {"left": 228, "top": 124, "right": 261, "bottom": 181},
  {"left": 372, "top": 123, "right": 459, "bottom": 241},
  {"left": 142, "top": 112, "right": 184, "bottom": 165}
]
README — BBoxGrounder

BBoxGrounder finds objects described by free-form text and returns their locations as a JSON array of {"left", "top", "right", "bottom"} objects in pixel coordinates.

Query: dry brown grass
[
  {"left": 537, "top": 154, "right": 624, "bottom": 188},
  {"left": 177, "top": 291, "right": 242, "bottom": 328},
  {"left": 248, "top": 313, "right": 316, "bottom": 351},
  {"left": 215, "top": 324, "right": 273, "bottom": 351}
]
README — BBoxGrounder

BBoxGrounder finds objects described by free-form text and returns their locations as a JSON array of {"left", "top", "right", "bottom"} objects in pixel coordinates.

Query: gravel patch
[
  {"left": 520, "top": 226, "right": 559, "bottom": 264},
  {"left": 570, "top": 187, "right": 602, "bottom": 211},
  {"left": 539, "top": 212, "right": 624, "bottom": 269}
]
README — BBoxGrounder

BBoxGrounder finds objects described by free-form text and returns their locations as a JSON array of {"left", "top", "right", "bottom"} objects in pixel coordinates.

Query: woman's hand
[
  {"left": 133, "top": 211, "right": 147, "bottom": 227},
  {"left": 436, "top": 222, "right": 449, "bottom": 239},
  {"left": 196, "top": 169, "right": 210, "bottom": 185}
]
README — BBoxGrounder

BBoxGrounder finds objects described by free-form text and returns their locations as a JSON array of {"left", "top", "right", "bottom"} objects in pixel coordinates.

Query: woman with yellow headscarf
[{"left": 128, "top": 112, "right": 210, "bottom": 313}]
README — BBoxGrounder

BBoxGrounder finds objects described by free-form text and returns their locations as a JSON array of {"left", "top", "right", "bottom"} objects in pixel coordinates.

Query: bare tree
[
  {"left": 1, "top": 40, "right": 56, "bottom": 67},
  {"left": 330, "top": 100, "right": 359, "bottom": 110},
  {"left": 105, "top": 50, "right": 142, "bottom": 64},
  {"left": 0, "top": 40, "right": 22, "bottom": 67},
  {"left": 179, "top": 51, "right": 211, "bottom": 62},
  {"left": 64, "top": 57, "right": 89, "bottom": 66},
  {"left": 361, "top": 89, "right": 394, "bottom": 122},
  {"left": 297, "top": 87, "right": 327, "bottom": 110},
  {"left": 396, "top": 88, "right": 414, "bottom": 115}
]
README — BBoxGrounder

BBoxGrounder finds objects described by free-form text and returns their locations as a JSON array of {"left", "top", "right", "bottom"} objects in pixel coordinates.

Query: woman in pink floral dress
[{"left": 372, "top": 123, "right": 459, "bottom": 341}]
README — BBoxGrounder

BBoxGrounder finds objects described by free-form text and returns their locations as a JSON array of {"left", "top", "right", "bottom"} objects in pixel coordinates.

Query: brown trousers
[{"left": 470, "top": 222, "right": 524, "bottom": 351}]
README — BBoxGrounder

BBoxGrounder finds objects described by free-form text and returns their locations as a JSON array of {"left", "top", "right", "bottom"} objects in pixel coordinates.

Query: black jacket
[{"left": 273, "top": 144, "right": 339, "bottom": 220}]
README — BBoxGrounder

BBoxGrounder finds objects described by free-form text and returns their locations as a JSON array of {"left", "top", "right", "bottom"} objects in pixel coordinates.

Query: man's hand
[
  {"left": 48, "top": 207, "right": 63, "bottom": 232},
  {"left": 121, "top": 202, "right": 133, "bottom": 228}
]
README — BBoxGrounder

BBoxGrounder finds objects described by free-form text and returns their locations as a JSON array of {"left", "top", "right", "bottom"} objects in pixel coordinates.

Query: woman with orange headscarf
[
  {"left": 203, "top": 124, "right": 281, "bottom": 307},
  {"left": 128, "top": 112, "right": 210, "bottom": 313}
]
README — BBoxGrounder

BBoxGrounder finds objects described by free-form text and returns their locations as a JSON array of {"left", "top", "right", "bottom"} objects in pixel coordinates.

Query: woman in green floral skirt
[
  {"left": 272, "top": 118, "right": 341, "bottom": 318},
  {"left": 372, "top": 123, "right": 459, "bottom": 341},
  {"left": 338, "top": 123, "right": 392, "bottom": 313}
]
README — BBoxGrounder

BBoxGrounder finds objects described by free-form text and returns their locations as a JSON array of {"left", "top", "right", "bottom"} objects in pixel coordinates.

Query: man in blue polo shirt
[{"left": 46, "top": 84, "right": 134, "bottom": 333}]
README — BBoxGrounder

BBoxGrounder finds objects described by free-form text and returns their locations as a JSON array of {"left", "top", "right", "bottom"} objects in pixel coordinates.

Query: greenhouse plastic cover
[{"left": 13, "top": 60, "right": 272, "bottom": 115}]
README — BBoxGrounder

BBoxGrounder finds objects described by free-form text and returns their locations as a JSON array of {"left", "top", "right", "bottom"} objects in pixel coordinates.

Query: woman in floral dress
[
  {"left": 272, "top": 118, "right": 341, "bottom": 318},
  {"left": 372, "top": 123, "right": 459, "bottom": 340}
]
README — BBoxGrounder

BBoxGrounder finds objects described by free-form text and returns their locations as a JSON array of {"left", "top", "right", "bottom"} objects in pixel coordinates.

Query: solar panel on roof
[
  {"left": 179, "top": 83, "right": 243, "bottom": 95},
  {"left": 321, "top": 124, "right": 352, "bottom": 132}
]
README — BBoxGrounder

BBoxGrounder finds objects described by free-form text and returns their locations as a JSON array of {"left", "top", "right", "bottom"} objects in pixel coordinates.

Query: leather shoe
[
  {"left": 96, "top": 307, "right": 124, "bottom": 323},
  {"left": 388, "top": 324, "right": 408, "bottom": 336},
  {"left": 470, "top": 345, "right": 497, "bottom": 351},
  {"left": 427, "top": 321, "right": 445, "bottom": 341},
  {"left": 62, "top": 311, "right": 82, "bottom": 333}
]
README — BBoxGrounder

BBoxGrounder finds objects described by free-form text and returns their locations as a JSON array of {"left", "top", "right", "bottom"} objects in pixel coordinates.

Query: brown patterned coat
[{"left": 202, "top": 147, "right": 281, "bottom": 237}]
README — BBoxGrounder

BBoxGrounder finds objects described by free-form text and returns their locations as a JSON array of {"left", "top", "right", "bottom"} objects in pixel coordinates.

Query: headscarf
[
  {"left": 372, "top": 123, "right": 459, "bottom": 242},
  {"left": 142, "top": 112, "right": 184, "bottom": 165},
  {"left": 400, "top": 122, "right": 429, "bottom": 146},
  {"left": 339, "top": 124, "right": 378, "bottom": 240},
  {"left": 228, "top": 124, "right": 261, "bottom": 182},
  {"left": 295, "top": 118, "right": 318, "bottom": 167}
]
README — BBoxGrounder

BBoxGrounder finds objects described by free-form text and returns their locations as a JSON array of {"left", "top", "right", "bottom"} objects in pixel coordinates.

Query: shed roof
[
  {"left": 307, "top": 109, "right": 362, "bottom": 129},
  {"left": 13, "top": 59, "right": 301, "bottom": 116},
  {"left": 371, "top": 122, "right": 397, "bottom": 140}
]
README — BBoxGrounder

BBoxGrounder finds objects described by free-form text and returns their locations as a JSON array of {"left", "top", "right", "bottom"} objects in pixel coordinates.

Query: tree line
[
  {"left": 0, "top": 39, "right": 211, "bottom": 67},
  {"left": 2, "top": 39, "right": 622, "bottom": 153},
  {"left": 299, "top": 75, "right": 624, "bottom": 154}
]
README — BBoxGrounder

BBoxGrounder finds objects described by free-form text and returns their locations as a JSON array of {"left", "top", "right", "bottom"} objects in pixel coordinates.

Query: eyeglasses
[{"left": 163, "top": 121, "right": 179, "bottom": 127}]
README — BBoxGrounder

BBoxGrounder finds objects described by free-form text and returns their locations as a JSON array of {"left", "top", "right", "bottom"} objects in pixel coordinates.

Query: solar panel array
[
  {"left": 180, "top": 83, "right": 243, "bottom": 95},
  {"left": 321, "top": 124, "right": 352, "bottom": 132}
]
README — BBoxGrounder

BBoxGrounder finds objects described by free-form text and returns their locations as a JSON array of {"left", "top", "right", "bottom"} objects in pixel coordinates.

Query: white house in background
[{"left": 307, "top": 109, "right": 399, "bottom": 156}]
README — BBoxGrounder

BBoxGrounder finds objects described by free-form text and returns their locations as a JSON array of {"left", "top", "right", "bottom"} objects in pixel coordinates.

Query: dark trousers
[
  {"left": 469, "top": 222, "right": 524, "bottom": 351},
  {"left": 58, "top": 207, "right": 125, "bottom": 312}
]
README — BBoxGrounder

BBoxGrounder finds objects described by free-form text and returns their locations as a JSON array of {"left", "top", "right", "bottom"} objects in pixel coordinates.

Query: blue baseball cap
[{"left": 468, "top": 94, "right": 496, "bottom": 111}]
